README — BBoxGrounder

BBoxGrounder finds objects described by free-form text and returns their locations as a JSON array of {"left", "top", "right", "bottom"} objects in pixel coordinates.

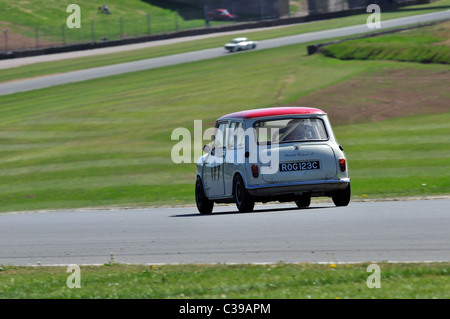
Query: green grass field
[
  {"left": 321, "top": 20, "right": 450, "bottom": 64},
  {"left": 1, "top": 262, "right": 449, "bottom": 298},
  {"left": 0, "top": 0, "right": 215, "bottom": 46},
  {"left": 0, "top": 43, "right": 448, "bottom": 213},
  {"left": 336, "top": 113, "right": 450, "bottom": 199}
]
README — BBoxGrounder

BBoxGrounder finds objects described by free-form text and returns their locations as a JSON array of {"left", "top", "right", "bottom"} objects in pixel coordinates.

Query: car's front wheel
[
  {"left": 234, "top": 175, "right": 254, "bottom": 213},
  {"left": 332, "top": 184, "right": 351, "bottom": 207},
  {"left": 196, "top": 177, "right": 214, "bottom": 214}
]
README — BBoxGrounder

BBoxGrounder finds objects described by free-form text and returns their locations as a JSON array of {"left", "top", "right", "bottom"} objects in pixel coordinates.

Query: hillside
[
  {"left": 0, "top": 1, "right": 193, "bottom": 26},
  {"left": 0, "top": 0, "right": 205, "bottom": 50}
]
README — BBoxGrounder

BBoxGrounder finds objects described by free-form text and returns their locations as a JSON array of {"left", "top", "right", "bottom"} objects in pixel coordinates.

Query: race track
[{"left": 1, "top": 199, "right": 449, "bottom": 265}]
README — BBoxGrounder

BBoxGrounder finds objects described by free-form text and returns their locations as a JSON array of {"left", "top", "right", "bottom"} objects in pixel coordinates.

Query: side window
[
  {"left": 214, "top": 122, "right": 228, "bottom": 151},
  {"left": 228, "top": 122, "right": 244, "bottom": 150}
]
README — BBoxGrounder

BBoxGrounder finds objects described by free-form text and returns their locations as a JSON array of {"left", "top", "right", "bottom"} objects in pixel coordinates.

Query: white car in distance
[{"left": 224, "top": 37, "right": 257, "bottom": 52}]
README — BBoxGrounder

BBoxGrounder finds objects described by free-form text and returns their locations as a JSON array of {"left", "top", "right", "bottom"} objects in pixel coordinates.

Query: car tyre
[
  {"left": 196, "top": 177, "right": 214, "bottom": 214},
  {"left": 332, "top": 184, "right": 351, "bottom": 207},
  {"left": 234, "top": 175, "right": 254, "bottom": 213},
  {"left": 295, "top": 193, "right": 311, "bottom": 208}
]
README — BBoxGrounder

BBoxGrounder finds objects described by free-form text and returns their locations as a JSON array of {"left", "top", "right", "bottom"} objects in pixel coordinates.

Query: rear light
[
  {"left": 339, "top": 158, "right": 346, "bottom": 172},
  {"left": 251, "top": 164, "right": 259, "bottom": 178}
]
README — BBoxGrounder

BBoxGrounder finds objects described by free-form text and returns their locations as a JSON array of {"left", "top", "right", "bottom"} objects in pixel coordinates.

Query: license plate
[{"left": 280, "top": 160, "right": 320, "bottom": 172}]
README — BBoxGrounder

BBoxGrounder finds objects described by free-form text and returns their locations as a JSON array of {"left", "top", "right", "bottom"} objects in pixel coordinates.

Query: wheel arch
[
  {"left": 232, "top": 171, "right": 248, "bottom": 195},
  {"left": 196, "top": 174, "right": 208, "bottom": 197}
]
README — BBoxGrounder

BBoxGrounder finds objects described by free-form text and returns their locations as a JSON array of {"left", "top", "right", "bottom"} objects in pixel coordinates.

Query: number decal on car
[{"left": 279, "top": 161, "right": 320, "bottom": 172}]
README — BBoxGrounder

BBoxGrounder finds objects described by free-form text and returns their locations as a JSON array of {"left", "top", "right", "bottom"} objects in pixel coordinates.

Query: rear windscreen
[{"left": 254, "top": 118, "right": 328, "bottom": 144}]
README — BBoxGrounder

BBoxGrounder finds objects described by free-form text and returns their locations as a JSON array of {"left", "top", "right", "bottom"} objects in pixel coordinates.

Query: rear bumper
[{"left": 246, "top": 178, "right": 350, "bottom": 196}]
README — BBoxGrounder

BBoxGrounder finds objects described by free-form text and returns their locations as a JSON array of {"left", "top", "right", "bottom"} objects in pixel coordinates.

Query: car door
[
  {"left": 203, "top": 121, "right": 228, "bottom": 197},
  {"left": 224, "top": 121, "right": 245, "bottom": 196}
]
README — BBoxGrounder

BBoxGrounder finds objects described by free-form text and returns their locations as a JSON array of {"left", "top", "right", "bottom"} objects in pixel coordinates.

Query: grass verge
[
  {"left": 1, "top": 262, "right": 449, "bottom": 298},
  {"left": 321, "top": 20, "right": 450, "bottom": 64},
  {"left": 335, "top": 113, "right": 450, "bottom": 199}
]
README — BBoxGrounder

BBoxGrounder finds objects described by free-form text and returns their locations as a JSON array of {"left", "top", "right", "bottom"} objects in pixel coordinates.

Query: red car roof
[{"left": 219, "top": 107, "right": 326, "bottom": 120}]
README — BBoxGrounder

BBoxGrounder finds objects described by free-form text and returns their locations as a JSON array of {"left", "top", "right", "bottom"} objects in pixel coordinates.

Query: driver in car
[{"left": 282, "top": 119, "right": 313, "bottom": 141}]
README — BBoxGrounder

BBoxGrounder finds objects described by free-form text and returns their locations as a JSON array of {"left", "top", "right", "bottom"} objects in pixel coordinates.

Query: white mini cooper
[{"left": 195, "top": 107, "right": 350, "bottom": 214}]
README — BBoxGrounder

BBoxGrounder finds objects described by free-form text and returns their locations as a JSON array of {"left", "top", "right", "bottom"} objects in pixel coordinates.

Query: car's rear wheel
[
  {"left": 234, "top": 175, "right": 254, "bottom": 213},
  {"left": 196, "top": 177, "right": 214, "bottom": 214},
  {"left": 332, "top": 184, "right": 351, "bottom": 207},
  {"left": 295, "top": 193, "right": 311, "bottom": 208}
]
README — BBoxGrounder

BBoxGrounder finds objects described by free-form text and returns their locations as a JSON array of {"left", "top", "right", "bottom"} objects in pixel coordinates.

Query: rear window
[{"left": 254, "top": 118, "right": 328, "bottom": 144}]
